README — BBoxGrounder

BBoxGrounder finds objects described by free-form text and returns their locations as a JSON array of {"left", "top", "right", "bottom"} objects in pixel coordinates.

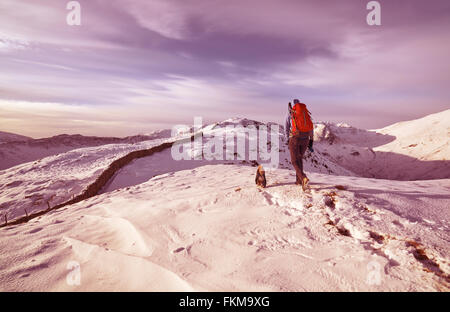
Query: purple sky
[{"left": 1, "top": 0, "right": 449, "bottom": 138}]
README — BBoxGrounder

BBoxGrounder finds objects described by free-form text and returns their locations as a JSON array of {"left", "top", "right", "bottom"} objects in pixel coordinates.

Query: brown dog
[{"left": 255, "top": 165, "right": 267, "bottom": 188}]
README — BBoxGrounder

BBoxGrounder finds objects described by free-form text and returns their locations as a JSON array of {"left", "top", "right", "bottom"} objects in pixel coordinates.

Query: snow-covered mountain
[
  {"left": 313, "top": 109, "right": 450, "bottom": 180},
  {"left": 0, "top": 131, "right": 171, "bottom": 170},
  {"left": 0, "top": 131, "right": 31, "bottom": 144},
  {"left": 0, "top": 117, "right": 352, "bottom": 222},
  {"left": 0, "top": 111, "right": 449, "bottom": 291},
  {"left": 99, "top": 118, "right": 354, "bottom": 194},
  {"left": 374, "top": 109, "right": 450, "bottom": 161},
  {"left": 0, "top": 112, "right": 448, "bottom": 224}
]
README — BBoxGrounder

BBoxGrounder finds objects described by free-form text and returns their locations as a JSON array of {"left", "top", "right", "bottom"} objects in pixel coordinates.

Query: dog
[{"left": 255, "top": 165, "right": 267, "bottom": 188}]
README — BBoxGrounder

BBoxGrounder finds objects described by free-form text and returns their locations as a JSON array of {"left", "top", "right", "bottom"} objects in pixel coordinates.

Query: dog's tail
[{"left": 255, "top": 165, "right": 267, "bottom": 188}]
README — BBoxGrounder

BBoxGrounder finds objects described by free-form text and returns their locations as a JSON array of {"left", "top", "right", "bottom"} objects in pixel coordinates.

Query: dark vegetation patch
[
  {"left": 324, "top": 218, "right": 351, "bottom": 237},
  {"left": 337, "top": 227, "right": 351, "bottom": 237},
  {"left": 323, "top": 191, "right": 338, "bottom": 209},
  {"left": 369, "top": 231, "right": 385, "bottom": 244}
]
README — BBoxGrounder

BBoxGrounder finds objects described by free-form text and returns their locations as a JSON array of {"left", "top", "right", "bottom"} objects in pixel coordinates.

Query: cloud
[
  {"left": 0, "top": 99, "right": 172, "bottom": 138},
  {"left": 123, "top": 0, "right": 190, "bottom": 40},
  {"left": 273, "top": 24, "right": 450, "bottom": 96},
  {"left": 0, "top": 0, "right": 449, "bottom": 135},
  {"left": 0, "top": 38, "right": 29, "bottom": 53}
]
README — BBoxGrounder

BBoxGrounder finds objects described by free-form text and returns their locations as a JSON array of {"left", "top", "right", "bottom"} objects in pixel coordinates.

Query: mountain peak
[{"left": 0, "top": 131, "right": 32, "bottom": 144}]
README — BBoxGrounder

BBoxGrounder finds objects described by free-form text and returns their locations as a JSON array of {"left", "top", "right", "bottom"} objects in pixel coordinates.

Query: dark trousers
[{"left": 288, "top": 134, "right": 309, "bottom": 183}]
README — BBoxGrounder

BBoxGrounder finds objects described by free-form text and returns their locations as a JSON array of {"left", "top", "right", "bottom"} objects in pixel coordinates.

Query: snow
[
  {"left": 312, "top": 109, "right": 450, "bottom": 180},
  {"left": 0, "top": 165, "right": 448, "bottom": 291},
  {"left": 0, "top": 136, "right": 175, "bottom": 221},
  {"left": 101, "top": 118, "right": 353, "bottom": 194},
  {"left": 374, "top": 109, "right": 450, "bottom": 161},
  {"left": 0, "top": 131, "right": 31, "bottom": 144},
  {"left": 0, "top": 111, "right": 449, "bottom": 291},
  {"left": 0, "top": 117, "right": 354, "bottom": 225},
  {"left": 0, "top": 132, "right": 171, "bottom": 171}
]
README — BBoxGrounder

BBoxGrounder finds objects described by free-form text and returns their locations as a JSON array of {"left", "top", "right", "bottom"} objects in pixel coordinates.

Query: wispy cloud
[{"left": 0, "top": 0, "right": 449, "bottom": 136}]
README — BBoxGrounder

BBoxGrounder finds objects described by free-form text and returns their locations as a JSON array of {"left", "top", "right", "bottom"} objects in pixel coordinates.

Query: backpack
[{"left": 290, "top": 103, "right": 313, "bottom": 134}]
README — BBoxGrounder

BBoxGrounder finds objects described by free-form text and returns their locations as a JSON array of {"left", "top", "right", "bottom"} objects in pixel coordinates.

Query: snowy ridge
[
  {"left": 0, "top": 131, "right": 31, "bottom": 144},
  {"left": 101, "top": 117, "right": 355, "bottom": 193},
  {"left": 0, "top": 132, "right": 171, "bottom": 171},
  {"left": 0, "top": 111, "right": 449, "bottom": 291},
  {"left": 0, "top": 165, "right": 448, "bottom": 291},
  {"left": 312, "top": 110, "right": 450, "bottom": 180},
  {"left": 1, "top": 112, "right": 448, "bottom": 224},
  {"left": 0, "top": 136, "right": 179, "bottom": 222},
  {"left": 0, "top": 141, "right": 175, "bottom": 227},
  {"left": 0, "top": 117, "right": 351, "bottom": 224},
  {"left": 374, "top": 109, "right": 450, "bottom": 161}
]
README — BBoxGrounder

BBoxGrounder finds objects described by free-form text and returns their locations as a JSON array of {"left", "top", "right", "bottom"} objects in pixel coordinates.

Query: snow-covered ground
[
  {"left": 0, "top": 165, "right": 448, "bottom": 291},
  {"left": 0, "top": 111, "right": 449, "bottom": 291},
  {"left": 0, "top": 136, "right": 177, "bottom": 221},
  {"left": 101, "top": 117, "right": 353, "bottom": 194},
  {"left": 313, "top": 110, "right": 450, "bottom": 180},
  {"left": 375, "top": 109, "right": 450, "bottom": 161},
  {"left": 0, "top": 131, "right": 171, "bottom": 170},
  {"left": 0, "top": 117, "right": 353, "bottom": 223}
]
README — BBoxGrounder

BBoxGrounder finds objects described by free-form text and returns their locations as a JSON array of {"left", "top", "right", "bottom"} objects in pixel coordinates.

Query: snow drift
[
  {"left": 0, "top": 165, "right": 448, "bottom": 291},
  {"left": 0, "top": 110, "right": 449, "bottom": 291},
  {"left": 313, "top": 109, "right": 450, "bottom": 180},
  {"left": 0, "top": 131, "right": 171, "bottom": 171}
]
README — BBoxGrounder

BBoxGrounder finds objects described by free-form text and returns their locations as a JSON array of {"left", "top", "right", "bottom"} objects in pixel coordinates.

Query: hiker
[{"left": 285, "top": 99, "right": 314, "bottom": 190}]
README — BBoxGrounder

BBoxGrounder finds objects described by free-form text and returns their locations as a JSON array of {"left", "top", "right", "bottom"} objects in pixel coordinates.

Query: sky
[{"left": 0, "top": 0, "right": 449, "bottom": 138}]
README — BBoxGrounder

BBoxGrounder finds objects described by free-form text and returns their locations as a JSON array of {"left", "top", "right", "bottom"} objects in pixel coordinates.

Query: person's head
[{"left": 293, "top": 99, "right": 300, "bottom": 104}]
